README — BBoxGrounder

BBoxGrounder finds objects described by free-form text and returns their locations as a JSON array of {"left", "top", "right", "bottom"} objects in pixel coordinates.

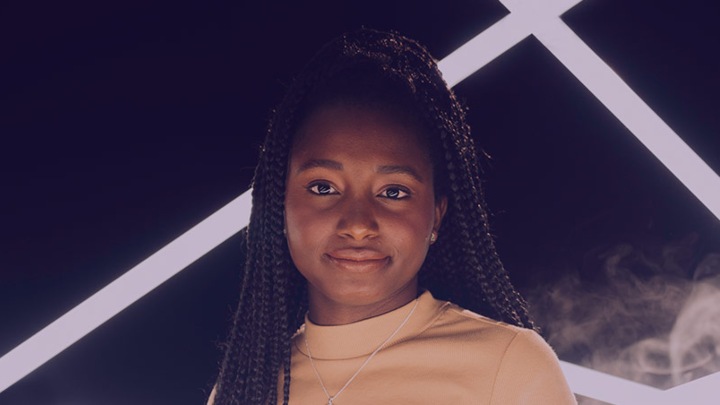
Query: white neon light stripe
[
  {"left": 560, "top": 360, "right": 720, "bottom": 405},
  {"left": 664, "top": 368, "right": 720, "bottom": 404},
  {"left": 438, "top": 0, "right": 582, "bottom": 87},
  {"left": 533, "top": 17, "right": 720, "bottom": 221},
  {"left": 559, "top": 361, "right": 665, "bottom": 405},
  {"left": 0, "top": 191, "right": 252, "bottom": 393},
  {"left": 438, "top": 14, "right": 530, "bottom": 88},
  {"left": 444, "top": 0, "right": 720, "bottom": 221}
]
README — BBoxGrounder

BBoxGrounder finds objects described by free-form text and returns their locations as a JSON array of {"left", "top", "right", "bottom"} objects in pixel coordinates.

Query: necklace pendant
[{"left": 327, "top": 399, "right": 333, "bottom": 405}]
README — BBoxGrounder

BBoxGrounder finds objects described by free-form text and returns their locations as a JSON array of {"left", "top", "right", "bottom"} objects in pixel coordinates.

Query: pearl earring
[{"left": 430, "top": 231, "right": 437, "bottom": 244}]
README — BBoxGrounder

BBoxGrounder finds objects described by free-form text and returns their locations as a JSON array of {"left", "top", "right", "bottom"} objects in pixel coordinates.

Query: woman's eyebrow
[
  {"left": 296, "top": 158, "right": 343, "bottom": 174},
  {"left": 376, "top": 165, "right": 424, "bottom": 183}
]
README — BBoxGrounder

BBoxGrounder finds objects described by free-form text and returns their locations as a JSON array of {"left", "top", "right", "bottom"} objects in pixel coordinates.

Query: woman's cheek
[{"left": 287, "top": 203, "right": 327, "bottom": 247}]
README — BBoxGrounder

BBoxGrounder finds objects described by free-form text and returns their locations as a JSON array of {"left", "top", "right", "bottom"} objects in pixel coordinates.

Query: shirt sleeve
[{"left": 490, "top": 328, "right": 577, "bottom": 404}]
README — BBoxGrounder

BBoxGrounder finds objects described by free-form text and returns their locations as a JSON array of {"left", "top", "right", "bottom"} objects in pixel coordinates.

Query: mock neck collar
[{"left": 295, "top": 290, "right": 449, "bottom": 360}]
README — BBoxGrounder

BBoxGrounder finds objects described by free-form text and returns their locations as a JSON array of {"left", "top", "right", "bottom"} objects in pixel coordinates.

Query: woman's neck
[{"left": 306, "top": 283, "right": 419, "bottom": 326}]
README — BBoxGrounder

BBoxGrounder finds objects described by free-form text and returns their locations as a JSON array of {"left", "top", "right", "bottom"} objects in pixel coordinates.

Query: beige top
[{"left": 209, "top": 290, "right": 577, "bottom": 404}]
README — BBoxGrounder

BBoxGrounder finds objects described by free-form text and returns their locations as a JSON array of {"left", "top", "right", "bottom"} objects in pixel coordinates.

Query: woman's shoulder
[
  {"left": 428, "top": 300, "right": 576, "bottom": 404},
  {"left": 428, "top": 300, "right": 561, "bottom": 368},
  {"left": 432, "top": 300, "right": 531, "bottom": 340}
]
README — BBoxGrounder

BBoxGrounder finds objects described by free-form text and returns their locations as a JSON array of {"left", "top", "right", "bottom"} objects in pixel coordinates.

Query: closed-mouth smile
[{"left": 324, "top": 249, "right": 390, "bottom": 272}]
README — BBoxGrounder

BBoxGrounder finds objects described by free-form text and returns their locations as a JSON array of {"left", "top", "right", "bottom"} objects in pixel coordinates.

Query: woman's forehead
[
  {"left": 295, "top": 103, "right": 430, "bottom": 151},
  {"left": 291, "top": 104, "right": 432, "bottom": 164}
]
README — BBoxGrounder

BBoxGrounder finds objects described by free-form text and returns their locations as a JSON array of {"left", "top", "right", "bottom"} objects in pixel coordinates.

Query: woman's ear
[
  {"left": 434, "top": 196, "right": 448, "bottom": 232},
  {"left": 283, "top": 209, "right": 288, "bottom": 237}
]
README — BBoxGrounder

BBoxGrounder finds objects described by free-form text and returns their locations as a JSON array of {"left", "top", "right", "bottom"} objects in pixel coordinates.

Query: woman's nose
[{"left": 336, "top": 197, "right": 379, "bottom": 241}]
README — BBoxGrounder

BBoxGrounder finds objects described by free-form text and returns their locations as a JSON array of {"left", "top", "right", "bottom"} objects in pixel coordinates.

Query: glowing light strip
[
  {"left": 438, "top": 13, "right": 533, "bottom": 88},
  {"left": 561, "top": 361, "right": 720, "bottom": 405},
  {"left": 559, "top": 361, "right": 664, "bottom": 405},
  {"left": 532, "top": 17, "right": 720, "bottom": 221},
  {"left": 438, "top": 0, "right": 582, "bottom": 87},
  {"left": 0, "top": 192, "right": 252, "bottom": 393},
  {"left": 2, "top": 0, "right": 719, "bottom": 402},
  {"left": 664, "top": 369, "right": 720, "bottom": 404},
  {"left": 442, "top": 0, "right": 720, "bottom": 222}
]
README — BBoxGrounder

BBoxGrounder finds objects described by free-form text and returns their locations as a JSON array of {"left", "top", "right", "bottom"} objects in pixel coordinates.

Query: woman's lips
[
  {"left": 324, "top": 249, "right": 390, "bottom": 272},
  {"left": 327, "top": 248, "right": 387, "bottom": 261}
]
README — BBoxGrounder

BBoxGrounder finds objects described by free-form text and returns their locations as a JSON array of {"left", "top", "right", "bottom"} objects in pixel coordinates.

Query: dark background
[{"left": 1, "top": 0, "right": 719, "bottom": 403}]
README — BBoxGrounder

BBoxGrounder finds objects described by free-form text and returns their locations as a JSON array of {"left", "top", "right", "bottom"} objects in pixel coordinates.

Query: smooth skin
[{"left": 285, "top": 104, "right": 447, "bottom": 326}]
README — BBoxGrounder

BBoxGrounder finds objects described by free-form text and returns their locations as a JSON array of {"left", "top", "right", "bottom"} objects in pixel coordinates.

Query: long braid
[
  {"left": 213, "top": 28, "right": 534, "bottom": 405},
  {"left": 373, "top": 35, "right": 534, "bottom": 328},
  {"left": 213, "top": 70, "right": 307, "bottom": 404}
]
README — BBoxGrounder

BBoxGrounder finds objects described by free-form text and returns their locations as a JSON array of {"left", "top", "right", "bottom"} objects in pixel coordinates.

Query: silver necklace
[{"left": 304, "top": 299, "right": 420, "bottom": 405}]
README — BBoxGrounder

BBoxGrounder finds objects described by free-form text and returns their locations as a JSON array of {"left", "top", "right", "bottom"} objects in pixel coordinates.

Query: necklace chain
[{"left": 304, "top": 299, "right": 420, "bottom": 405}]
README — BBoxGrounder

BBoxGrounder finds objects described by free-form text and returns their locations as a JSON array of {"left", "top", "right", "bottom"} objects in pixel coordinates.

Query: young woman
[{"left": 209, "top": 28, "right": 576, "bottom": 405}]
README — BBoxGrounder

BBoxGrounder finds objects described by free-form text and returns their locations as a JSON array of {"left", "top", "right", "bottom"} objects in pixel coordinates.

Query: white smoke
[{"left": 527, "top": 239, "right": 720, "bottom": 397}]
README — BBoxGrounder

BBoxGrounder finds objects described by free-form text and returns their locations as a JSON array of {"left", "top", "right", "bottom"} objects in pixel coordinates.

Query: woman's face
[{"left": 285, "top": 103, "right": 446, "bottom": 323}]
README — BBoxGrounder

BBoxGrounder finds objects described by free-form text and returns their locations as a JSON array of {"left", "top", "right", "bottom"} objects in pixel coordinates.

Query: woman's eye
[
  {"left": 307, "top": 182, "right": 338, "bottom": 195},
  {"left": 380, "top": 187, "right": 410, "bottom": 200}
]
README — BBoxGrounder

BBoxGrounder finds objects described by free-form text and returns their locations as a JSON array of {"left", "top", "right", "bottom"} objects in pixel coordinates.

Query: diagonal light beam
[
  {"left": 0, "top": 192, "right": 252, "bottom": 393},
  {"left": 531, "top": 14, "right": 720, "bottom": 222},
  {"left": 560, "top": 362, "right": 665, "bottom": 405},
  {"left": 443, "top": 0, "right": 720, "bottom": 221},
  {"left": 663, "top": 369, "right": 720, "bottom": 404},
  {"left": 438, "top": 0, "right": 582, "bottom": 87},
  {"left": 438, "top": 12, "right": 533, "bottom": 88}
]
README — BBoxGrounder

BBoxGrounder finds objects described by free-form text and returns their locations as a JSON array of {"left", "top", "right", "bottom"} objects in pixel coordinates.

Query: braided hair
[{"left": 213, "top": 28, "right": 534, "bottom": 405}]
